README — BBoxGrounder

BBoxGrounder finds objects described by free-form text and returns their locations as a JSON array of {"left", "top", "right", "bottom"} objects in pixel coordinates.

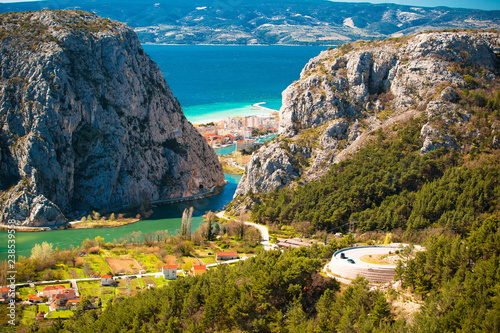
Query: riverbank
[{"left": 2, "top": 181, "right": 228, "bottom": 233}]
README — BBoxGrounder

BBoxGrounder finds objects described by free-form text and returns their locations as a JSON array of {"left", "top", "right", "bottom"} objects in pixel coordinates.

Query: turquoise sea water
[
  {"left": 142, "top": 45, "right": 327, "bottom": 123},
  {"left": 0, "top": 45, "right": 327, "bottom": 260}
]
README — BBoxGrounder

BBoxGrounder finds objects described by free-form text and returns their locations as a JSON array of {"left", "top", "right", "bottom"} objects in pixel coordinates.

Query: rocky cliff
[
  {"left": 235, "top": 30, "right": 500, "bottom": 198},
  {"left": 0, "top": 10, "right": 225, "bottom": 227}
]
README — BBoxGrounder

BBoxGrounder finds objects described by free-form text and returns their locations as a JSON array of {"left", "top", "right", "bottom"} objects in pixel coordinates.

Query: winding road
[{"left": 216, "top": 211, "right": 272, "bottom": 251}]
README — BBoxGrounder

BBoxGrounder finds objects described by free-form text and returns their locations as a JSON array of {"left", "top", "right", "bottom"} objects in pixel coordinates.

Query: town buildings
[{"left": 196, "top": 114, "right": 278, "bottom": 148}]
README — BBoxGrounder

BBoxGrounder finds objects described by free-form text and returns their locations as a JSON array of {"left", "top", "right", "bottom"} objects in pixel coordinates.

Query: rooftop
[
  {"left": 42, "top": 285, "right": 66, "bottom": 291},
  {"left": 217, "top": 251, "right": 238, "bottom": 256},
  {"left": 162, "top": 265, "right": 177, "bottom": 270}
]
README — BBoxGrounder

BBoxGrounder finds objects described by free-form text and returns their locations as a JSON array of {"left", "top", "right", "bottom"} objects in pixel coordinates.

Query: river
[{"left": 0, "top": 173, "right": 241, "bottom": 260}]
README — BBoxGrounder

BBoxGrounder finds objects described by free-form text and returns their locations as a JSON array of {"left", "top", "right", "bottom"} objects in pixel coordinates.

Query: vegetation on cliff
[{"left": 239, "top": 31, "right": 500, "bottom": 236}]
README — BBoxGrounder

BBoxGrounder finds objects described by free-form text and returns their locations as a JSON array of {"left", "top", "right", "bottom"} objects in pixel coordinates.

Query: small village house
[
  {"left": 162, "top": 265, "right": 177, "bottom": 280},
  {"left": 0, "top": 287, "right": 10, "bottom": 302},
  {"left": 189, "top": 265, "right": 207, "bottom": 276},
  {"left": 36, "top": 312, "right": 45, "bottom": 320},
  {"left": 28, "top": 295, "right": 43, "bottom": 304},
  {"left": 40, "top": 285, "right": 66, "bottom": 300},
  {"left": 100, "top": 275, "right": 116, "bottom": 286},
  {"left": 216, "top": 251, "right": 238, "bottom": 261}
]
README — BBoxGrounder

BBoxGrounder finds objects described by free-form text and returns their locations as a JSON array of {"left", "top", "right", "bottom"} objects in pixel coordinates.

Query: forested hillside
[
  {"left": 251, "top": 113, "right": 500, "bottom": 235},
  {"left": 237, "top": 32, "right": 500, "bottom": 237}
]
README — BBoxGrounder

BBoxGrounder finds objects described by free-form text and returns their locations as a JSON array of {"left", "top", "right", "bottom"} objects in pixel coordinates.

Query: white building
[{"left": 162, "top": 265, "right": 177, "bottom": 280}]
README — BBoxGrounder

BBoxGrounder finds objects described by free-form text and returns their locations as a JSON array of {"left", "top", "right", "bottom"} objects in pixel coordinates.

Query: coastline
[
  {"left": 141, "top": 42, "right": 336, "bottom": 47},
  {"left": 189, "top": 101, "right": 279, "bottom": 125}
]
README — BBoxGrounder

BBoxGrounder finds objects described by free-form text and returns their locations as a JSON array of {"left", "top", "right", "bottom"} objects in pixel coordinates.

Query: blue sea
[{"left": 142, "top": 45, "right": 327, "bottom": 123}]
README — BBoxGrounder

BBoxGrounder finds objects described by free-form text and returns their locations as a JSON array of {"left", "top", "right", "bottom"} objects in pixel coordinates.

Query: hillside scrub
[{"left": 251, "top": 83, "right": 500, "bottom": 235}]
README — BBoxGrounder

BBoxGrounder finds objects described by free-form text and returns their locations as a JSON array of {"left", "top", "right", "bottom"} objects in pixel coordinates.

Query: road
[
  {"left": 216, "top": 211, "right": 272, "bottom": 251},
  {"left": 333, "top": 246, "right": 398, "bottom": 269}
]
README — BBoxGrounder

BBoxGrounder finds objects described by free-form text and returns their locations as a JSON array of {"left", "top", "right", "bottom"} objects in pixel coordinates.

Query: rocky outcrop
[
  {"left": 0, "top": 10, "right": 225, "bottom": 226},
  {"left": 235, "top": 30, "right": 500, "bottom": 197}
]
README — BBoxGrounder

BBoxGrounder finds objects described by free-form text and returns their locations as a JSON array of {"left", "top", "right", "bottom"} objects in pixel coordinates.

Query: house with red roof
[
  {"left": 216, "top": 251, "right": 238, "bottom": 261},
  {"left": 189, "top": 265, "right": 207, "bottom": 276},
  {"left": 0, "top": 287, "right": 12, "bottom": 303},
  {"left": 0, "top": 287, "right": 9, "bottom": 298},
  {"left": 162, "top": 265, "right": 177, "bottom": 280},
  {"left": 50, "top": 291, "right": 80, "bottom": 311},
  {"left": 36, "top": 311, "right": 45, "bottom": 320},
  {"left": 40, "top": 285, "right": 66, "bottom": 300},
  {"left": 100, "top": 275, "right": 116, "bottom": 286},
  {"left": 28, "top": 295, "right": 43, "bottom": 304}
]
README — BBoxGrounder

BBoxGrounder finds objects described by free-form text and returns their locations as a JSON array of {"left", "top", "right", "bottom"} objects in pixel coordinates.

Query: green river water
[{"left": 0, "top": 173, "right": 241, "bottom": 260}]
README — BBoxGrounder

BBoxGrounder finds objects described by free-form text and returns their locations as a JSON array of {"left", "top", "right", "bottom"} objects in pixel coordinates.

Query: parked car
[
  {"left": 340, "top": 253, "right": 346, "bottom": 259},
  {"left": 347, "top": 258, "right": 355, "bottom": 264}
]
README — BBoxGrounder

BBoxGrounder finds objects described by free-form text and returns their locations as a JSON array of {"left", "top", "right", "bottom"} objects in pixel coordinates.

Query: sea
[
  {"left": 142, "top": 45, "right": 327, "bottom": 123},
  {"left": 0, "top": 45, "right": 328, "bottom": 259}
]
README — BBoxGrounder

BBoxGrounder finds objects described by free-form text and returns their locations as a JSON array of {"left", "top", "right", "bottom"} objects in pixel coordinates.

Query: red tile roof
[
  {"left": 162, "top": 265, "right": 177, "bottom": 270},
  {"left": 67, "top": 299, "right": 80, "bottom": 303},
  {"left": 101, "top": 275, "right": 113, "bottom": 279},
  {"left": 0, "top": 287, "right": 10, "bottom": 292},
  {"left": 192, "top": 265, "right": 206, "bottom": 271},
  {"left": 42, "top": 285, "right": 66, "bottom": 291},
  {"left": 217, "top": 251, "right": 237, "bottom": 256},
  {"left": 28, "top": 295, "right": 43, "bottom": 300}
]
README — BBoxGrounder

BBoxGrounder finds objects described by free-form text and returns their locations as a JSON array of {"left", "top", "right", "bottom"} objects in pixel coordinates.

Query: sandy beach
[{"left": 187, "top": 101, "right": 279, "bottom": 125}]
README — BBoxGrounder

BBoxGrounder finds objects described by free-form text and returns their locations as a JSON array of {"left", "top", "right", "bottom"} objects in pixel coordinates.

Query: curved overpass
[{"left": 328, "top": 245, "right": 400, "bottom": 283}]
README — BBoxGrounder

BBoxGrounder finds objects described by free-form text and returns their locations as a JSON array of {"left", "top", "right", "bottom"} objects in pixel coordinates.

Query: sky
[{"left": 0, "top": 0, "right": 498, "bottom": 11}]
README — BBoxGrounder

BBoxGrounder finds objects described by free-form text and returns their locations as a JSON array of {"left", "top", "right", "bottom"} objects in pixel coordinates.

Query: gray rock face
[
  {"left": 235, "top": 30, "right": 500, "bottom": 197},
  {"left": 0, "top": 11, "right": 225, "bottom": 226}
]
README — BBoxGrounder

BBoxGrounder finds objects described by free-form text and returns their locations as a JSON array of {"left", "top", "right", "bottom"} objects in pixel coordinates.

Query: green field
[
  {"left": 129, "top": 251, "right": 163, "bottom": 272},
  {"left": 46, "top": 310, "right": 74, "bottom": 319}
]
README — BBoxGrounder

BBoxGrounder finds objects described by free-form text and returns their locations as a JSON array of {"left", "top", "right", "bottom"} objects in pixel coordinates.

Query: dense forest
[{"left": 251, "top": 84, "right": 500, "bottom": 235}]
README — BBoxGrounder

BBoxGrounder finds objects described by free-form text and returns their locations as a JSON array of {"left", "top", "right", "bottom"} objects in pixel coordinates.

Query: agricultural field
[
  {"left": 129, "top": 251, "right": 164, "bottom": 272},
  {"left": 46, "top": 310, "right": 74, "bottom": 319},
  {"left": 105, "top": 257, "right": 142, "bottom": 275},
  {"left": 85, "top": 255, "right": 113, "bottom": 276}
]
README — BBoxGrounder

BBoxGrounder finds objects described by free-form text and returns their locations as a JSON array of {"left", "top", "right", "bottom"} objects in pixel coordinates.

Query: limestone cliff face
[
  {"left": 0, "top": 10, "right": 225, "bottom": 226},
  {"left": 235, "top": 31, "right": 500, "bottom": 197}
]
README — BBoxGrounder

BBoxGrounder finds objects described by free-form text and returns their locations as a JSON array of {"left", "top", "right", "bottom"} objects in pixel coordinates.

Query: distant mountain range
[{"left": 1, "top": 0, "right": 499, "bottom": 45}]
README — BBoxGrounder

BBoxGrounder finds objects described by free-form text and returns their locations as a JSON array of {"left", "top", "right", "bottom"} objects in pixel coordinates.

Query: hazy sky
[{"left": 0, "top": 0, "right": 498, "bottom": 11}]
